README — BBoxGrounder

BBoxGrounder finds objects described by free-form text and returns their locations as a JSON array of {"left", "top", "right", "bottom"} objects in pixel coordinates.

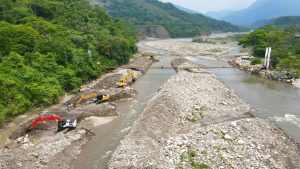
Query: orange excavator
[
  {"left": 29, "top": 115, "right": 77, "bottom": 130},
  {"left": 73, "top": 93, "right": 109, "bottom": 105}
]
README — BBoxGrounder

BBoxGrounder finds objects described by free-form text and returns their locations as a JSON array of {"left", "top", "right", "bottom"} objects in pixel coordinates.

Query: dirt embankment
[
  {"left": 138, "top": 25, "right": 171, "bottom": 39},
  {"left": 109, "top": 59, "right": 300, "bottom": 169},
  {"left": 0, "top": 53, "right": 154, "bottom": 169}
]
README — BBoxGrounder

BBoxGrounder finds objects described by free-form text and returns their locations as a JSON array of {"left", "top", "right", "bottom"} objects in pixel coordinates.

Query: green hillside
[
  {"left": 253, "top": 16, "right": 300, "bottom": 28},
  {"left": 0, "top": 0, "right": 137, "bottom": 122},
  {"left": 98, "top": 0, "right": 243, "bottom": 37}
]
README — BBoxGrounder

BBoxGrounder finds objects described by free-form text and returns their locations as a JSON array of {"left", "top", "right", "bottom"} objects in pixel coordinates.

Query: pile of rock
[
  {"left": 259, "top": 70, "right": 294, "bottom": 83},
  {"left": 229, "top": 57, "right": 263, "bottom": 74},
  {"left": 166, "top": 118, "right": 300, "bottom": 169}
]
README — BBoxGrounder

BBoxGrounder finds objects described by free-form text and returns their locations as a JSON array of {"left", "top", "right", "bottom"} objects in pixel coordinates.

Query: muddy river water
[{"left": 74, "top": 38, "right": 300, "bottom": 169}]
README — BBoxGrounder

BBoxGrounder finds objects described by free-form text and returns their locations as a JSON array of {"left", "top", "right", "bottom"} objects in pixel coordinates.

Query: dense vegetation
[
  {"left": 253, "top": 16, "right": 300, "bottom": 28},
  {"left": 239, "top": 26, "right": 300, "bottom": 77},
  {"left": 99, "top": 0, "right": 243, "bottom": 37},
  {"left": 0, "top": 0, "right": 137, "bottom": 122}
]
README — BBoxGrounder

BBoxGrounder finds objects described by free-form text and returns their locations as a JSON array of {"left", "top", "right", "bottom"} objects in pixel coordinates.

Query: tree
[{"left": 0, "top": 23, "right": 40, "bottom": 56}]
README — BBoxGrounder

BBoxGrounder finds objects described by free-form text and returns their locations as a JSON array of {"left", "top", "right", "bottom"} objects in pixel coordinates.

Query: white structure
[{"left": 264, "top": 47, "right": 272, "bottom": 69}]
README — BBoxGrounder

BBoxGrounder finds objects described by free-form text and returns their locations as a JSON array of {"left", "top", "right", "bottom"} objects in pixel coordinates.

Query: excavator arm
[
  {"left": 74, "top": 93, "right": 97, "bottom": 105},
  {"left": 30, "top": 116, "right": 62, "bottom": 129},
  {"left": 116, "top": 71, "right": 135, "bottom": 87}
]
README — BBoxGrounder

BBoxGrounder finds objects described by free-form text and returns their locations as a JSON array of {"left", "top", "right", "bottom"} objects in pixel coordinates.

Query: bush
[
  {"left": 251, "top": 57, "right": 262, "bottom": 65},
  {"left": 277, "top": 55, "right": 300, "bottom": 78}
]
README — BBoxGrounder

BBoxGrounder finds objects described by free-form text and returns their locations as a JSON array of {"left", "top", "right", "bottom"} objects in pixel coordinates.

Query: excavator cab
[
  {"left": 57, "top": 118, "right": 77, "bottom": 130},
  {"left": 96, "top": 94, "right": 110, "bottom": 103},
  {"left": 116, "top": 79, "right": 127, "bottom": 88}
]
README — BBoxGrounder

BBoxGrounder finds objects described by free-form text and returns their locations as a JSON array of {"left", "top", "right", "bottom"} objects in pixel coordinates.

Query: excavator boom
[{"left": 30, "top": 115, "right": 62, "bottom": 129}]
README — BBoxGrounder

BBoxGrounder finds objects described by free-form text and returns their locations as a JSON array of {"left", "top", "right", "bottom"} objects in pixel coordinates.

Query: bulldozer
[{"left": 116, "top": 71, "right": 135, "bottom": 87}]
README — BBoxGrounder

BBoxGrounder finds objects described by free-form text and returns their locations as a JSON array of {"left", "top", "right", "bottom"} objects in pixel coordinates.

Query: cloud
[{"left": 159, "top": 0, "right": 256, "bottom": 13}]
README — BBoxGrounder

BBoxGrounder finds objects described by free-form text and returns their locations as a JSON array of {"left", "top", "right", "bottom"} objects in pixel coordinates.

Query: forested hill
[
  {"left": 97, "top": 0, "right": 243, "bottom": 37},
  {"left": 253, "top": 16, "right": 300, "bottom": 28},
  {"left": 0, "top": 0, "right": 137, "bottom": 122}
]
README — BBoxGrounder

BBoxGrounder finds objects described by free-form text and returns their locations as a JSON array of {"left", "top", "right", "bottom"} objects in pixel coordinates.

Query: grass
[
  {"left": 177, "top": 150, "right": 211, "bottom": 169},
  {"left": 186, "top": 106, "right": 206, "bottom": 122},
  {"left": 250, "top": 57, "right": 262, "bottom": 65},
  {"left": 188, "top": 151, "right": 211, "bottom": 169}
]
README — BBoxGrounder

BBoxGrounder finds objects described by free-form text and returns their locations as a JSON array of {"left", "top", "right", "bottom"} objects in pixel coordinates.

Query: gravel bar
[{"left": 109, "top": 59, "right": 300, "bottom": 169}]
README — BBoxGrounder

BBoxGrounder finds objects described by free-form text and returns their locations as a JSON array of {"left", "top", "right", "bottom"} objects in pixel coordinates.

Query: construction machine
[
  {"left": 29, "top": 115, "right": 77, "bottom": 130},
  {"left": 116, "top": 71, "right": 135, "bottom": 87},
  {"left": 73, "top": 93, "right": 109, "bottom": 105},
  {"left": 96, "top": 94, "right": 110, "bottom": 104}
]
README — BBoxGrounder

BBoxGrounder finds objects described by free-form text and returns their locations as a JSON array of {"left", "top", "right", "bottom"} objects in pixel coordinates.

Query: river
[
  {"left": 73, "top": 40, "right": 175, "bottom": 169},
  {"left": 73, "top": 38, "right": 300, "bottom": 169}
]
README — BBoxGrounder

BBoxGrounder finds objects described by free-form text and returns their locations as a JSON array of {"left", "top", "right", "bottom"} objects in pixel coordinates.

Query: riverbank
[
  {"left": 0, "top": 53, "right": 154, "bottom": 169},
  {"left": 109, "top": 59, "right": 300, "bottom": 168},
  {"left": 229, "top": 57, "right": 300, "bottom": 87}
]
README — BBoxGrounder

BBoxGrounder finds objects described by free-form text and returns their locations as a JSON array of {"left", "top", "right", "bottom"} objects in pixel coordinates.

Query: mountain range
[
  {"left": 221, "top": 0, "right": 300, "bottom": 26},
  {"left": 95, "top": 0, "right": 243, "bottom": 37}
]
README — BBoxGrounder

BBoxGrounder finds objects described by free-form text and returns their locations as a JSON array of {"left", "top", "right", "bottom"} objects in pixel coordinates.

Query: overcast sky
[{"left": 159, "top": 0, "right": 256, "bottom": 13}]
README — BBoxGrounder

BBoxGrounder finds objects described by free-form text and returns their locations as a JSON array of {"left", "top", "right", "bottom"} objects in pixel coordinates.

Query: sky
[{"left": 159, "top": 0, "right": 256, "bottom": 13}]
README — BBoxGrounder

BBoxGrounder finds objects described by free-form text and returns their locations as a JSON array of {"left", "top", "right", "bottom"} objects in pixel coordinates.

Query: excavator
[
  {"left": 73, "top": 93, "right": 109, "bottom": 105},
  {"left": 116, "top": 71, "right": 135, "bottom": 87},
  {"left": 29, "top": 115, "right": 77, "bottom": 130}
]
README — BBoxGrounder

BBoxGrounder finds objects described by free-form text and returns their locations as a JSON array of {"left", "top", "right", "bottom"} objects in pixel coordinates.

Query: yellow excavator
[
  {"left": 116, "top": 71, "right": 135, "bottom": 87},
  {"left": 74, "top": 93, "right": 109, "bottom": 105}
]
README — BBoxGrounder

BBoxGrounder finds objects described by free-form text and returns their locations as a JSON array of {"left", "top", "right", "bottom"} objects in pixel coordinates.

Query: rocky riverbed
[
  {"left": 0, "top": 53, "right": 154, "bottom": 169},
  {"left": 109, "top": 59, "right": 300, "bottom": 169}
]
